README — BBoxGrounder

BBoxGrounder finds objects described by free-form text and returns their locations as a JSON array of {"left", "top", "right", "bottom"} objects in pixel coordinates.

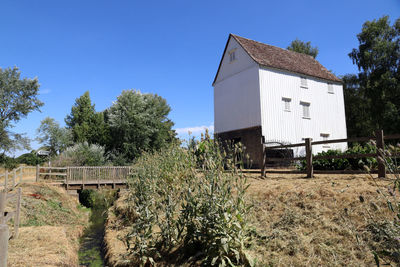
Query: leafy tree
[
  {"left": 106, "top": 90, "right": 175, "bottom": 161},
  {"left": 287, "top": 39, "right": 319, "bottom": 58},
  {"left": 36, "top": 117, "right": 72, "bottom": 155},
  {"left": 348, "top": 16, "right": 400, "bottom": 134},
  {"left": 65, "top": 91, "right": 106, "bottom": 144},
  {"left": 0, "top": 67, "right": 43, "bottom": 153},
  {"left": 342, "top": 74, "right": 373, "bottom": 137}
]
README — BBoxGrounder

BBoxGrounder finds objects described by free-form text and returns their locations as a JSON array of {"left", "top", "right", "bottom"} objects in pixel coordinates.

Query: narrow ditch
[{"left": 77, "top": 189, "right": 114, "bottom": 267}]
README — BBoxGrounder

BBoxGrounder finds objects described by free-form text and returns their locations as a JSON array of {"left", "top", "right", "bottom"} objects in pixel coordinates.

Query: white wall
[
  {"left": 259, "top": 67, "right": 347, "bottom": 156},
  {"left": 214, "top": 37, "right": 257, "bottom": 85},
  {"left": 214, "top": 65, "right": 261, "bottom": 133},
  {"left": 214, "top": 37, "right": 261, "bottom": 134}
]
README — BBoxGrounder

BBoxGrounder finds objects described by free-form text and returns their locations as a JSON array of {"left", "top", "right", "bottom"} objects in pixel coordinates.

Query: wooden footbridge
[
  {"left": 1, "top": 165, "right": 132, "bottom": 193},
  {"left": 36, "top": 166, "right": 133, "bottom": 191}
]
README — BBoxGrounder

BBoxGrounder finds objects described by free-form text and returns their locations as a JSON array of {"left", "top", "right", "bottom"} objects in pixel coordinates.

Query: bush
[
  {"left": 124, "top": 140, "right": 252, "bottom": 266},
  {"left": 16, "top": 151, "right": 47, "bottom": 166},
  {"left": 0, "top": 155, "right": 18, "bottom": 170},
  {"left": 298, "top": 143, "right": 378, "bottom": 171},
  {"left": 52, "top": 142, "right": 106, "bottom": 167}
]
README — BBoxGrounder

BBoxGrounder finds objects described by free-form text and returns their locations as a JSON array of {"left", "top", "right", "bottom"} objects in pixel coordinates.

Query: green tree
[
  {"left": 348, "top": 16, "right": 400, "bottom": 134},
  {"left": 0, "top": 67, "right": 43, "bottom": 153},
  {"left": 36, "top": 117, "right": 73, "bottom": 155},
  {"left": 106, "top": 90, "right": 175, "bottom": 162},
  {"left": 65, "top": 91, "right": 106, "bottom": 144},
  {"left": 287, "top": 39, "right": 319, "bottom": 58},
  {"left": 342, "top": 74, "right": 373, "bottom": 137}
]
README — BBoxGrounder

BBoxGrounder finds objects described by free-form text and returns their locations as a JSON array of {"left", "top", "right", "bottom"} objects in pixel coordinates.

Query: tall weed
[{"left": 124, "top": 134, "right": 251, "bottom": 266}]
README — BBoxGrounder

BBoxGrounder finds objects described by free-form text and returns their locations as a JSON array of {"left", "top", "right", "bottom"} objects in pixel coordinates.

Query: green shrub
[
  {"left": 297, "top": 143, "right": 378, "bottom": 171},
  {"left": 52, "top": 142, "right": 106, "bottom": 167},
  {"left": 16, "top": 151, "right": 47, "bottom": 166},
  {"left": 124, "top": 139, "right": 252, "bottom": 266}
]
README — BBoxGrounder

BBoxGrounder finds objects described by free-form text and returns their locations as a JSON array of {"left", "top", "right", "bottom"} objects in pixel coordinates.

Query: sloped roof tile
[{"left": 213, "top": 34, "right": 341, "bottom": 84}]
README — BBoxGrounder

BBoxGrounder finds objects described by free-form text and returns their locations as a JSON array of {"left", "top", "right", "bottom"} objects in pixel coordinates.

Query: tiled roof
[{"left": 213, "top": 34, "right": 341, "bottom": 84}]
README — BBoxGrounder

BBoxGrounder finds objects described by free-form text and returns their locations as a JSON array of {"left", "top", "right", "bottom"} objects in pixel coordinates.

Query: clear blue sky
[{"left": 1, "top": 0, "right": 399, "bottom": 156}]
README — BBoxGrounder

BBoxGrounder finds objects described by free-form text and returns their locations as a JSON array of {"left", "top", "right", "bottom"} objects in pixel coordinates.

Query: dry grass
[
  {"left": 103, "top": 172, "right": 395, "bottom": 266},
  {"left": 246, "top": 172, "right": 394, "bottom": 266},
  {"left": 5, "top": 183, "right": 89, "bottom": 267},
  {"left": 104, "top": 190, "right": 132, "bottom": 267},
  {"left": 8, "top": 226, "right": 79, "bottom": 267}
]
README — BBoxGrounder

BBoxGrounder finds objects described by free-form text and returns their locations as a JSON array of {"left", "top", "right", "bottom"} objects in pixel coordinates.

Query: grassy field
[
  {"left": 104, "top": 172, "right": 395, "bottom": 266},
  {"left": 246, "top": 172, "right": 393, "bottom": 266},
  {"left": 6, "top": 183, "right": 89, "bottom": 266}
]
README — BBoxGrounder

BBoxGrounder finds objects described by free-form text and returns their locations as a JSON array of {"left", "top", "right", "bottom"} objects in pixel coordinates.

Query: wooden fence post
[
  {"left": 36, "top": 165, "right": 39, "bottom": 182},
  {"left": 66, "top": 167, "right": 69, "bottom": 190},
  {"left": 14, "top": 188, "right": 22, "bottom": 238},
  {"left": 0, "top": 192, "right": 6, "bottom": 225},
  {"left": 4, "top": 171, "right": 8, "bottom": 192},
  {"left": 12, "top": 169, "right": 16, "bottom": 188},
  {"left": 376, "top": 129, "right": 386, "bottom": 178},
  {"left": 261, "top": 145, "right": 266, "bottom": 177},
  {"left": 305, "top": 138, "right": 313, "bottom": 178},
  {"left": 0, "top": 224, "right": 9, "bottom": 267},
  {"left": 19, "top": 167, "right": 23, "bottom": 183}
]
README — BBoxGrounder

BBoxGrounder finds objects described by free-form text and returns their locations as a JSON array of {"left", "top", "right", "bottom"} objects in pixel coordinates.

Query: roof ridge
[
  {"left": 231, "top": 33, "right": 316, "bottom": 60},
  {"left": 228, "top": 33, "right": 341, "bottom": 83}
]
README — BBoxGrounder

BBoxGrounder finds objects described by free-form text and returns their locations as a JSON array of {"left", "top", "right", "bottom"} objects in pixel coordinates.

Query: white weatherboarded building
[{"left": 213, "top": 34, "right": 347, "bottom": 168}]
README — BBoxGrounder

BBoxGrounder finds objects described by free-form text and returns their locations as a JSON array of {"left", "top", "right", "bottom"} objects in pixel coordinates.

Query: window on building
[
  {"left": 320, "top": 133, "right": 329, "bottom": 141},
  {"left": 300, "top": 102, "right": 310, "bottom": 119},
  {"left": 282, "top": 97, "right": 291, "bottom": 112},
  {"left": 300, "top": 77, "right": 308, "bottom": 88},
  {"left": 328, "top": 83, "right": 334, "bottom": 94},
  {"left": 321, "top": 133, "right": 330, "bottom": 148},
  {"left": 229, "top": 49, "right": 236, "bottom": 63}
]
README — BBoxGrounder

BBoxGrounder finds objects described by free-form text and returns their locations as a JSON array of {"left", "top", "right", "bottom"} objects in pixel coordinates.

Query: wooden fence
[
  {"left": 262, "top": 130, "right": 400, "bottom": 178},
  {"left": 0, "top": 188, "right": 22, "bottom": 267},
  {"left": 0, "top": 166, "right": 33, "bottom": 191}
]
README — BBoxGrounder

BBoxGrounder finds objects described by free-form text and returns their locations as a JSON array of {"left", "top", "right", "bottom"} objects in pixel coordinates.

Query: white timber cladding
[
  {"left": 214, "top": 37, "right": 261, "bottom": 133},
  {"left": 213, "top": 35, "right": 348, "bottom": 156},
  {"left": 258, "top": 67, "right": 347, "bottom": 156}
]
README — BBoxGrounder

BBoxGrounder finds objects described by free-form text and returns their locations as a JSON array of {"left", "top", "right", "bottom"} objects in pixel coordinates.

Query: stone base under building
[{"left": 215, "top": 126, "right": 263, "bottom": 169}]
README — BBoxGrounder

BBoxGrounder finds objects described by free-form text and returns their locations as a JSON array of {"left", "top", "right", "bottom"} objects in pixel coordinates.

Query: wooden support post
[
  {"left": 14, "top": 188, "right": 22, "bottom": 239},
  {"left": 4, "top": 171, "right": 8, "bottom": 192},
  {"left": 12, "top": 169, "right": 16, "bottom": 188},
  {"left": 305, "top": 138, "right": 313, "bottom": 178},
  {"left": 19, "top": 167, "right": 23, "bottom": 183},
  {"left": 261, "top": 145, "right": 266, "bottom": 178},
  {"left": 36, "top": 165, "right": 39, "bottom": 182},
  {"left": 0, "top": 224, "right": 9, "bottom": 267},
  {"left": 0, "top": 192, "right": 6, "bottom": 225},
  {"left": 376, "top": 129, "right": 386, "bottom": 178},
  {"left": 66, "top": 167, "right": 69, "bottom": 190}
]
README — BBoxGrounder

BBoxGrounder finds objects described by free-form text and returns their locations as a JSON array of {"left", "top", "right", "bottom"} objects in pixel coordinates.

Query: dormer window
[
  {"left": 229, "top": 49, "right": 236, "bottom": 63},
  {"left": 328, "top": 83, "right": 334, "bottom": 94},
  {"left": 300, "top": 77, "right": 308, "bottom": 88}
]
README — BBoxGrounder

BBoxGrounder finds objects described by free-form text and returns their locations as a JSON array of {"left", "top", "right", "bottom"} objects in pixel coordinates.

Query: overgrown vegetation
[
  {"left": 361, "top": 144, "right": 400, "bottom": 266},
  {"left": 123, "top": 134, "right": 252, "bottom": 266}
]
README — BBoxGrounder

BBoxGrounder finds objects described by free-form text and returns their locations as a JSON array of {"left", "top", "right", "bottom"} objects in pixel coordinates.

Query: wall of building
[
  {"left": 259, "top": 67, "right": 347, "bottom": 156},
  {"left": 214, "top": 64, "right": 261, "bottom": 134},
  {"left": 215, "top": 126, "right": 263, "bottom": 168},
  {"left": 214, "top": 37, "right": 258, "bottom": 84}
]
